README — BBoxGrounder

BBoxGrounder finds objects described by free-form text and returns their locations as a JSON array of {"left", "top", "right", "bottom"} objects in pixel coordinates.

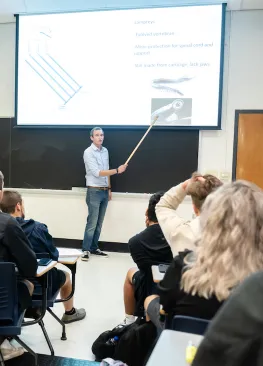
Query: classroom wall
[{"left": 1, "top": 9, "right": 263, "bottom": 242}]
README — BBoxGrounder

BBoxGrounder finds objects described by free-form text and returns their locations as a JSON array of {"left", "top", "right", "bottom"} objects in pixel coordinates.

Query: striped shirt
[{"left": 83, "top": 143, "right": 109, "bottom": 187}]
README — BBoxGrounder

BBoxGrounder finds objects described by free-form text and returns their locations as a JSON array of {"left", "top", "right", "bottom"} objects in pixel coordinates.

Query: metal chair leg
[
  {"left": 14, "top": 336, "right": 38, "bottom": 366},
  {"left": 38, "top": 320, "right": 55, "bottom": 356},
  {"left": 47, "top": 308, "right": 67, "bottom": 340}
]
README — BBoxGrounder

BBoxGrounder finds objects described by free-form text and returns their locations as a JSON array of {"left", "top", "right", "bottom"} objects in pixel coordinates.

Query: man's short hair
[
  {"left": 90, "top": 127, "right": 103, "bottom": 137},
  {"left": 0, "top": 171, "right": 3, "bottom": 190},
  {"left": 0, "top": 190, "right": 22, "bottom": 214},
  {"left": 147, "top": 191, "right": 164, "bottom": 223}
]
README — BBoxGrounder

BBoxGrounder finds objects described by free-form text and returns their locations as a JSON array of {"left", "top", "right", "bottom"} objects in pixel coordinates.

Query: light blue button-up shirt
[{"left": 83, "top": 143, "right": 109, "bottom": 187}]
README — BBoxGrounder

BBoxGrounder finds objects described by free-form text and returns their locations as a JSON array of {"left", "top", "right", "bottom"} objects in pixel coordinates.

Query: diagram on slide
[
  {"left": 152, "top": 76, "right": 194, "bottom": 96},
  {"left": 25, "top": 30, "right": 82, "bottom": 106},
  {"left": 151, "top": 98, "right": 192, "bottom": 126}
]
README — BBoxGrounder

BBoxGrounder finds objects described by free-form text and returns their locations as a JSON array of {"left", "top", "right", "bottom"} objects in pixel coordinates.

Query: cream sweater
[{"left": 156, "top": 183, "right": 200, "bottom": 256}]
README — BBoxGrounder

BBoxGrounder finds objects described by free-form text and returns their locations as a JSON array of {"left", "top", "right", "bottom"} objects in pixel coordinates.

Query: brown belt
[{"left": 88, "top": 186, "right": 110, "bottom": 191}]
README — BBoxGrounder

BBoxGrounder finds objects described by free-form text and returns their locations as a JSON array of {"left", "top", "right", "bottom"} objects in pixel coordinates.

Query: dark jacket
[
  {"left": 0, "top": 212, "right": 37, "bottom": 277},
  {"left": 193, "top": 271, "right": 263, "bottom": 366},
  {"left": 158, "top": 251, "right": 223, "bottom": 319},
  {"left": 16, "top": 217, "right": 59, "bottom": 261},
  {"left": 128, "top": 224, "right": 173, "bottom": 271},
  {"left": 128, "top": 224, "right": 173, "bottom": 316}
]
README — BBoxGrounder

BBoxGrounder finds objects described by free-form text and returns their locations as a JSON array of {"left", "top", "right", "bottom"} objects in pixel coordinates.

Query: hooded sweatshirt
[
  {"left": 16, "top": 217, "right": 59, "bottom": 261},
  {"left": 0, "top": 212, "right": 37, "bottom": 278}
]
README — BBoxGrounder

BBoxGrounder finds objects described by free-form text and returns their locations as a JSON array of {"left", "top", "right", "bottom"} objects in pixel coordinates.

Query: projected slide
[{"left": 16, "top": 5, "right": 224, "bottom": 127}]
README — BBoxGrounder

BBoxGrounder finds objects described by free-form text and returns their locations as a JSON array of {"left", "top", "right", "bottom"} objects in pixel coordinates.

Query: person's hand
[
  {"left": 118, "top": 164, "right": 128, "bottom": 174},
  {"left": 196, "top": 176, "right": 206, "bottom": 183},
  {"left": 108, "top": 190, "right": 112, "bottom": 201},
  {"left": 182, "top": 175, "right": 206, "bottom": 190}
]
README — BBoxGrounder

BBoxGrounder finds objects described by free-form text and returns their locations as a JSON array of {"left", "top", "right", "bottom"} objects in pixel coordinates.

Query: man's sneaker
[
  {"left": 1, "top": 339, "right": 24, "bottom": 361},
  {"left": 90, "top": 249, "right": 108, "bottom": 257},
  {"left": 81, "top": 251, "right": 90, "bottom": 261},
  {"left": 61, "top": 308, "right": 86, "bottom": 324}
]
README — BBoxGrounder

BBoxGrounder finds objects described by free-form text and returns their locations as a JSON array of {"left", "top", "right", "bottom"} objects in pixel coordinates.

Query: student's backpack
[{"left": 92, "top": 318, "right": 157, "bottom": 366}]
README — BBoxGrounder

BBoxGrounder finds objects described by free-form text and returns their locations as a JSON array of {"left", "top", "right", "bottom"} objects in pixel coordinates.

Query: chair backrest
[
  {"left": 0, "top": 262, "right": 18, "bottom": 324},
  {"left": 172, "top": 315, "right": 209, "bottom": 335}
]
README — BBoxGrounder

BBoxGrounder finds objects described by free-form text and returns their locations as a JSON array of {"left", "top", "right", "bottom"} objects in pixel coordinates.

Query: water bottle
[
  {"left": 186, "top": 341, "right": 197, "bottom": 364},
  {"left": 106, "top": 336, "right": 119, "bottom": 346}
]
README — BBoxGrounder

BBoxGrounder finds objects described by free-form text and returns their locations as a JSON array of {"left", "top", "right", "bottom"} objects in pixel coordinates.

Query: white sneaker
[
  {"left": 81, "top": 251, "right": 90, "bottom": 261},
  {"left": 118, "top": 316, "right": 136, "bottom": 327},
  {"left": 1, "top": 339, "right": 24, "bottom": 361}
]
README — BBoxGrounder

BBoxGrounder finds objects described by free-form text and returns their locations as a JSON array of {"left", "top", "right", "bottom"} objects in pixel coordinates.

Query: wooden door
[{"left": 235, "top": 112, "right": 263, "bottom": 189}]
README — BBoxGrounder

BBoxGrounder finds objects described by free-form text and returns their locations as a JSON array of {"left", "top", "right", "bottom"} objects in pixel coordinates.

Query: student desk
[
  {"left": 36, "top": 260, "right": 57, "bottom": 277},
  {"left": 55, "top": 248, "right": 82, "bottom": 304},
  {"left": 152, "top": 265, "right": 165, "bottom": 283},
  {"left": 146, "top": 329, "right": 203, "bottom": 366},
  {"left": 23, "top": 261, "right": 57, "bottom": 327}
]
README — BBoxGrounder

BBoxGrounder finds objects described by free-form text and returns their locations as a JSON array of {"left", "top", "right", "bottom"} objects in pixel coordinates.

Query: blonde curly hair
[{"left": 181, "top": 180, "right": 263, "bottom": 301}]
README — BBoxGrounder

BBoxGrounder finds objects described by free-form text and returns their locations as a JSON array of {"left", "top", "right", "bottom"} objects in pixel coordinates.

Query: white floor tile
[{"left": 20, "top": 252, "right": 134, "bottom": 361}]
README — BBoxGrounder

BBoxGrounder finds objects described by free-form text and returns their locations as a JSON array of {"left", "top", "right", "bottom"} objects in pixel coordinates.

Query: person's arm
[
  {"left": 156, "top": 183, "right": 187, "bottom": 228},
  {"left": 99, "top": 167, "right": 127, "bottom": 177},
  {"left": 108, "top": 176, "right": 112, "bottom": 201},
  {"left": 84, "top": 150, "right": 127, "bottom": 178},
  {"left": 4, "top": 217, "right": 38, "bottom": 278},
  {"left": 34, "top": 224, "right": 59, "bottom": 261},
  {"left": 155, "top": 182, "right": 195, "bottom": 255},
  {"left": 128, "top": 236, "right": 140, "bottom": 265}
]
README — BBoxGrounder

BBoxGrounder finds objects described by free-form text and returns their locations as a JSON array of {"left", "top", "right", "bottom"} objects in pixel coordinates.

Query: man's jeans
[{"left": 82, "top": 188, "right": 108, "bottom": 252}]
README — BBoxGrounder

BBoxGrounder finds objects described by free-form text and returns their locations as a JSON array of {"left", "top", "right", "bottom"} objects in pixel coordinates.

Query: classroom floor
[{"left": 18, "top": 252, "right": 134, "bottom": 361}]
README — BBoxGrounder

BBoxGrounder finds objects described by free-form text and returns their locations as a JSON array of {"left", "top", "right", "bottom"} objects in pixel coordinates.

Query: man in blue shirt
[{"left": 82, "top": 127, "right": 127, "bottom": 261}]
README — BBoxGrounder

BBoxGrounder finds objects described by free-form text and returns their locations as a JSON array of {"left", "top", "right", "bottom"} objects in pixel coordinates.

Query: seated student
[
  {"left": 121, "top": 192, "right": 173, "bottom": 325},
  {"left": 193, "top": 271, "right": 263, "bottom": 366},
  {"left": 145, "top": 180, "right": 263, "bottom": 331},
  {"left": 0, "top": 172, "right": 38, "bottom": 361},
  {"left": 156, "top": 172, "right": 222, "bottom": 256},
  {"left": 0, "top": 190, "right": 86, "bottom": 324}
]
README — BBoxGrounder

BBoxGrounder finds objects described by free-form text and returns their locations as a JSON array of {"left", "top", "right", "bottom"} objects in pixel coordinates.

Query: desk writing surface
[
  {"left": 152, "top": 265, "right": 165, "bottom": 283},
  {"left": 146, "top": 330, "right": 203, "bottom": 366},
  {"left": 58, "top": 248, "right": 81, "bottom": 264},
  {"left": 58, "top": 256, "right": 79, "bottom": 265},
  {"left": 58, "top": 248, "right": 82, "bottom": 257},
  {"left": 36, "top": 260, "right": 57, "bottom": 277}
]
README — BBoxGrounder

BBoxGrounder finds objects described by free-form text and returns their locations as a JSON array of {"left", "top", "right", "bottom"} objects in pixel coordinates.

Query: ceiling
[{"left": 0, "top": 0, "right": 262, "bottom": 23}]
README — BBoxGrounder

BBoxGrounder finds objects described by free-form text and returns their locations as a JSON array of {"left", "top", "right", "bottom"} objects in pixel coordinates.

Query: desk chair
[
  {"left": 26, "top": 253, "right": 65, "bottom": 356},
  {"left": 0, "top": 263, "right": 38, "bottom": 366},
  {"left": 28, "top": 253, "right": 76, "bottom": 356},
  {"left": 171, "top": 315, "right": 209, "bottom": 336}
]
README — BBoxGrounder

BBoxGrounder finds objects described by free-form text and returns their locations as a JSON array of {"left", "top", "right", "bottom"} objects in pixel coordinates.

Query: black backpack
[{"left": 92, "top": 318, "right": 157, "bottom": 366}]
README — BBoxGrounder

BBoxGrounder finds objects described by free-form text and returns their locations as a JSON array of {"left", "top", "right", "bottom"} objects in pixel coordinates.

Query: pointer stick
[{"left": 125, "top": 115, "right": 159, "bottom": 165}]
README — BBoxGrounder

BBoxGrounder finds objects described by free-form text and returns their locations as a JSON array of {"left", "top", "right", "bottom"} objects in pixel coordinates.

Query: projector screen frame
[{"left": 14, "top": 3, "right": 226, "bottom": 130}]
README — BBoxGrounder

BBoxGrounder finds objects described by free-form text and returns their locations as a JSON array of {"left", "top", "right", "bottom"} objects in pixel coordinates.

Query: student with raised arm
[
  {"left": 145, "top": 180, "right": 263, "bottom": 334},
  {"left": 155, "top": 172, "right": 222, "bottom": 256}
]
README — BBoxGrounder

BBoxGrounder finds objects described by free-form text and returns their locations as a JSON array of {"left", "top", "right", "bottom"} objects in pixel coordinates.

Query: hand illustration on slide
[{"left": 152, "top": 76, "right": 194, "bottom": 96}]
